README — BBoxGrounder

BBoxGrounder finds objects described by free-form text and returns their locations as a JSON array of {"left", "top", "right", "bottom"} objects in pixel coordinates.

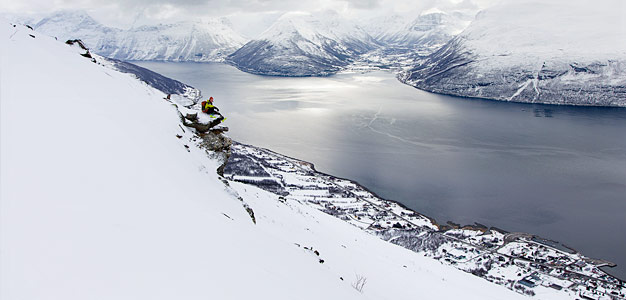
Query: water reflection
[{"left": 534, "top": 108, "right": 553, "bottom": 117}]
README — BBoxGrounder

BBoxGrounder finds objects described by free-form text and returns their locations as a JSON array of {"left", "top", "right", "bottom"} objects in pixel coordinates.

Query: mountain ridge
[{"left": 227, "top": 11, "right": 380, "bottom": 76}]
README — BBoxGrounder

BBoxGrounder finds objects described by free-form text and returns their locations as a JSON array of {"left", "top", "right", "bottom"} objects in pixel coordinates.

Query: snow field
[{"left": 2, "top": 21, "right": 537, "bottom": 300}]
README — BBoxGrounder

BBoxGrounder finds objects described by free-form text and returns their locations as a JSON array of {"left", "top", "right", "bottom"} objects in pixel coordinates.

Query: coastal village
[{"left": 224, "top": 142, "right": 625, "bottom": 299}]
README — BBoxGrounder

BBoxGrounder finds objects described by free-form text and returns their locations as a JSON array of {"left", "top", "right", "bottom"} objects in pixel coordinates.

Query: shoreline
[{"left": 226, "top": 141, "right": 623, "bottom": 283}]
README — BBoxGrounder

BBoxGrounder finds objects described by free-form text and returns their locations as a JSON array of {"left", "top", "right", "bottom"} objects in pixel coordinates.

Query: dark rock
[
  {"left": 196, "top": 130, "right": 232, "bottom": 176},
  {"left": 184, "top": 113, "right": 198, "bottom": 121},
  {"left": 245, "top": 206, "right": 256, "bottom": 224},
  {"left": 65, "top": 39, "right": 89, "bottom": 50}
]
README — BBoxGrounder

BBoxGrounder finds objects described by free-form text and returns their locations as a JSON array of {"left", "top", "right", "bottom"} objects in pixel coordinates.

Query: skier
[
  {"left": 201, "top": 97, "right": 219, "bottom": 114},
  {"left": 201, "top": 97, "right": 225, "bottom": 126}
]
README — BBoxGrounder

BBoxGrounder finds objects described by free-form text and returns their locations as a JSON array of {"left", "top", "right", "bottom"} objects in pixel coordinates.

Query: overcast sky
[{"left": 0, "top": 0, "right": 497, "bottom": 37}]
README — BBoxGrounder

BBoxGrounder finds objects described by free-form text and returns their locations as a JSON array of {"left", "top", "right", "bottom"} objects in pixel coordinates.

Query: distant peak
[{"left": 420, "top": 7, "right": 447, "bottom": 16}]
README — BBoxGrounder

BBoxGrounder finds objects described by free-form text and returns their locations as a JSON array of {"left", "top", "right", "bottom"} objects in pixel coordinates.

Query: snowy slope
[
  {"left": 32, "top": 10, "right": 247, "bottom": 62},
  {"left": 227, "top": 11, "right": 380, "bottom": 76},
  {"left": 401, "top": 0, "right": 626, "bottom": 106},
  {"left": 360, "top": 14, "right": 409, "bottom": 41},
  {"left": 94, "top": 55, "right": 201, "bottom": 103},
  {"left": 2, "top": 21, "right": 535, "bottom": 300}
]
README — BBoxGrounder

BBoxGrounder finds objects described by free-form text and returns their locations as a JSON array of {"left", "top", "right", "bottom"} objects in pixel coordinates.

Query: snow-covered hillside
[
  {"left": 33, "top": 10, "right": 247, "bottom": 62},
  {"left": 102, "top": 57, "right": 201, "bottom": 104},
  {"left": 401, "top": 0, "right": 626, "bottom": 106},
  {"left": 108, "top": 19, "right": 247, "bottom": 62},
  {"left": 2, "top": 21, "right": 539, "bottom": 300},
  {"left": 227, "top": 11, "right": 380, "bottom": 76},
  {"left": 369, "top": 8, "right": 476, "bottom": 56}
]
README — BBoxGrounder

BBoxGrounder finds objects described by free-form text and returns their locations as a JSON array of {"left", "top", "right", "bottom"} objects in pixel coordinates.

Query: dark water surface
[{"left": 135, "top": 61, "right": 626, "bottom": 279}]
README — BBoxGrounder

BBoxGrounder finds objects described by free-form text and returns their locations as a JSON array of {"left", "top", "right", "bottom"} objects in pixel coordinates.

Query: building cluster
[{"left": 224, "top": 142, "right": 625, "bottom": 299}]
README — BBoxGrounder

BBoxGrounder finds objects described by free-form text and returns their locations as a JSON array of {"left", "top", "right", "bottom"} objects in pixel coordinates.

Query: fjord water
[{"left": 136, "top": 62, "right": 626, "bottom": 278}]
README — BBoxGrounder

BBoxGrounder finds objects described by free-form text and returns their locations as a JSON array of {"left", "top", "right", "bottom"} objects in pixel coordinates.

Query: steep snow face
[
  {"left": 360, "top": 14, "right": 409, "bottom": 40},
  {"left": 375, "top": 10, "right": 475, "bottom": 54},
  {"left": 33, "top": 10, "right": 247, "bottom": 62},
  {"left": 227, "top": 11, "right": 380, "bottom": 76},
  {"left": 1, "top": 21, "right": 534, "bottom": 300},
  {"left": 401, "top": 0, "right": 626, "bottom": 106}
]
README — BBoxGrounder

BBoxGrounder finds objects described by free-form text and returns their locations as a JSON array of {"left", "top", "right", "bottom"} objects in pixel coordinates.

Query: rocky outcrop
[
  {"left": 181, "top": 112, "right": 225, "bottom": 133},
  {"left": 177, "top": 111, "right": 231, "bottom": 175},
  {"left": 65, "top": 39, "right": 96, "bottom": 63},
  {"left": 197, "top": 129, "right": 232, "bottom": 176}
]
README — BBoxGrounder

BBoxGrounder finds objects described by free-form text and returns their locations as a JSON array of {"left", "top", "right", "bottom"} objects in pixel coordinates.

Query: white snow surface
[
  {"left": 2, "top": 21, "right": 532, "bottom": 300},
  {"left": 461, "top": 0, "right": 626, "bottom": 66}
]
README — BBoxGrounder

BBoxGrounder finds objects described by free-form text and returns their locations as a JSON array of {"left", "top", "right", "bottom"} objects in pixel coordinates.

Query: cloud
[
  {"left": 344, "top": 0, "right": 382, "bottom": 9},
  {"left": 0, "top": 0, "right": 496, "bottom": 36}
]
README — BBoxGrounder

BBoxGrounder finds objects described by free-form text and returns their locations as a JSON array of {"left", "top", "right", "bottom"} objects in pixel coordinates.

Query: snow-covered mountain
[
  {"left": 107, "top": 20, "right": 247, "bottom": 61},
  {"left": 2, "top": 20, "right": 538, "bottom": 300},
  {"left": 227, "top": 11, "right": 380, "bottom": 76},
  {"left": 33, "top": 10, "right": 247, "bottom": 62},
  {"left": 34, "top": 10, "right": 121, "bottom": 54},
  {"left": 376, "top": 9, "right": 475, "bottom": 55},
  {"left": 360, "top": 14, "right": 409, "bottom": 41},
  {"left": 400, "top": 0, "right": 626, "bottom": 107}
]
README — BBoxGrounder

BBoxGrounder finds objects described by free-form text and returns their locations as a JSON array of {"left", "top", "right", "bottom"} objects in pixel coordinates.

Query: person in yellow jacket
[
  {"left": 201, "top": 97, "right": 225, "bottom": 124},
  {"left": 201, "top": 97, "right": 219, "bottom": 114}
]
